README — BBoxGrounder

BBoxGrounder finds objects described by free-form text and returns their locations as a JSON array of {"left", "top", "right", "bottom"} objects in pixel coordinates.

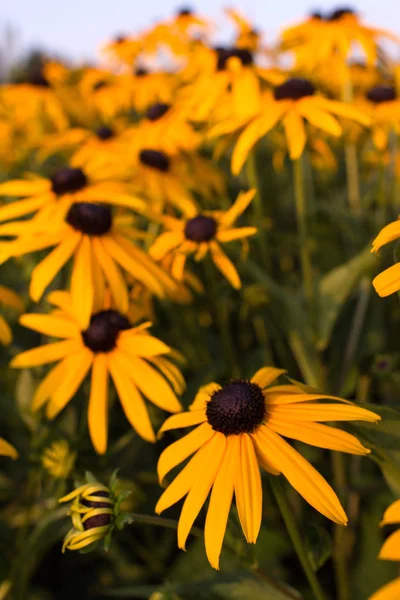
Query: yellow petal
[
  {"left": 251, "top": 367, "right": 286, "bottom": 389},
  {"left": 157, "top": 422, "right": 215, "bottom": 482},
  {"left": 189, "top": 382, "right": 221, "bottom": 411},
  {"left": 92, "top": 237, "right": 129, "bottom": 315},
  {"left": 267, "top": 419, "right": 370, "bottom": 455},
  {"left": 373, "top": 263, "right": 400, "bottom": 297},
  {"left": 268, "top": 402, "right": 380, "bottom": 423},
  {"left": 210, "top": 241, "right": 241, "bottom": 289},
  {"left": 177, "top": 433, "right": 226, "bottom": 550},
  {"left": 88, "top": 354, "right": 109, "bottom": 455},
  {"left": 0, "top": 194, "right": 51, "bottom": 223},
  {"left": 148, "top": 355, "right": 186, "bottom": 395},
  {"left": 71, "top": 236, "right": 94, "bottom": 329},
  {"left": 257, "top": 426, "right": 347, "bottom": 524},
  {"left": 19, "top": 314, "right": 79, "bottom": 339},
  {"left": 379, "top": 530, "right": 400, "bottom": 561},
  {"left": 298, "top": 101, "right": 342, "bottom": 137},
  {"left": 30, "top": 232, "right": 81, "bottom": 302},
  {"left": 0, "top": 286, "right": 24, "bottom": 312},
  {"left": 318, "top": 98, "right": 371, "bottom": 127},
  {"left": 0, "top": 438, "right": 18, "bottom": 459},
  {"left": 369, "top": 578, "right": 400, "bottom": 600},
  {"left": 283, "top": 109, "right": 307, "bottom": 160},
  {"left": 205, "top": 436, "right": 239, "bottom": 569},
  {"left": 371, "top": 220, "right": 400, "bottom": 254},
  {"left": 381, "top": 499, "right": 400, "bottom": 526},
  {"left": 11, "top": 338, "right": 82, "bottom": 368},
  {"left": 32, "top": 353, "right": 82, "bottom": 411},
  {"left": 117, "top": 331, "right": 170, "bottom": 357},
  {"left": 158, "top": 410, "right": 207, "bottom": 437},
  {"left": 217, "top": 227, "right": 257, "bottom": 242},
  {"left": 234, "top": 434, "right": 262, "bottom": 543},
  {"left": 251, "top": 429, "right": 281, "bottom": 475},
  {"left": 149, "top": 231, "right": 184, "bottom": 260},
  {"left": 0, "top": 179, "right": 50, "bottom": 197},
  {"left": 0, "top": 315, "right": 12, "bottom": 346}
]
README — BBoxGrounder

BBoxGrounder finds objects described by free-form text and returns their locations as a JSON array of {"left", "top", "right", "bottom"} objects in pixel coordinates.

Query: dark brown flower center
[
  {"left": 135, "top": 67, "right": 148, "bottom": 77},
  {"left": 184, "top": 215, "right": 217, "bottom": 242},
  {"left": 206, "top": 380, "right": 266, "bottom": 435},
  {"left": 82, "top": 491, "right": 112, "bottom": 530},
  {"left": 66, "top": 203, "right": 112, "bottom": 236},
  {"left": 51, "top": 168, "right": 87, "bottom": 196},
  {"left": 328, "top": 7, "right": 356, "bottom": 20},
  {"left": 146, "top": 103, "right": 171, "bottom": 121},
  {"left": 178, "top": 7, "right": 193, "bottom": 16},
  {"left": 96, "top": 126, "right": 114, "bottom": 140},
  {"left": 366, "top": 85, "right": 396, "bottom": 104},
  {"left": 274, "top": 78, "right": 315, "bottom": 101},
  {"left": 93, "top": 80, "right": 108, "bottom": 91},
  {"left": 29, "top": 70, "right": 50, "bottom": 87},
  {"left": 114, "top": 34, "right": 127, "bottom": 43},
  {"left": 216, "top": 47, "right": 254, "bottom": 71},
  {"left": 139, "top": 149, "right": 170, "bottom": 171},
  {"left": 82, "top": 310, "right": 131, "bottom": 352}
]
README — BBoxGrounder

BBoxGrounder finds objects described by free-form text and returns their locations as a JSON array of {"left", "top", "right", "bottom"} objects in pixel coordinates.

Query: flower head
[
  {"left": 156, "top": 368, "right": 379, "bottom": 569},
  {"left": 369, "top": 500, "right": 400, "bottom": 600},
  {"left": 42, "top": 440, "right": 76, "bottom": 479}
]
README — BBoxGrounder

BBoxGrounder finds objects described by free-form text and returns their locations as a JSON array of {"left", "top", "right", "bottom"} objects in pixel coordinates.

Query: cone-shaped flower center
[
  {"left": 139, "top": 149, "right": 170, "bottom": 171},
  {"left": 216, "top": 47, "right": 254, "bottom": 70},
  {"left": 51, "top": 168, "right": 88, "bottom": 196},
  {"left": 366, "top": 85, "right": 396, "bottom": 104},
  {"left": 310, "top": 11, "right": 323, "bottom": 19},
  {"left": 184, "top": 215, "right": 217, "bottom": 242},
  {"left": 274, "top": 78, "right": 315, "bottom": 101},
  {"left": 206, "top": 380, "right": 266, "bottom": 435},
  {"left": 146, "top": 103, "right": 171, "bottom": 121},
  {"left": 328, "top": 7, "right": 356, "bottom": 20},
  {"left": 135, "top": 67, "right": 148, "bottom": 77},
  {"left": 66, "top": 203, "right": 112, "bottom": 236},
  {"left": 96, "top": 126, "right": 114, "bottom": 140},
  {"left": 82, "top": 310, "right": 131, "bottom": 352},
  {"left": 178, "top": 7, "right": 193, "bottom": 16},
  {"left": 82, "top": 491, "right": 112, "bottom": 530}
]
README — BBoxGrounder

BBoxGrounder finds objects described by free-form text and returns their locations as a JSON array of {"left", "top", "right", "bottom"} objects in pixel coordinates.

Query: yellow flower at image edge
[
  {"left": 11, "top": 292, "right": 184, "bottom": 454},
  {"left": 0, "top": 437, "right": 18, "bottom": 459},
  {"left": 149, "top": 190, "right": 257, "bottom": 289},
  {"left": 371, "top": 218, "right": 400, "bottom": 297},
  {"left": 369, "top": 500, "right": 400, "bottom": 600},
  {"left": 156, "top": 368, "right": 380, "bottom": 569}
]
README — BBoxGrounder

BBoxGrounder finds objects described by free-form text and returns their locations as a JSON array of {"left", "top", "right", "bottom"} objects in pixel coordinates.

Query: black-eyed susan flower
[
  {"left": 41, "top": 440, "right": 76, "bottom": 479},
  {"left": 0, "top": 438, "right": 18, "bottom": 459},
  {"left": 369, "top": 500, "right": 400, "bottom": 600},
  {"left": 371, "top": 218, "right": 400, "bottom": 297},
  {"left": 225, "top": 8, "right": 261, "bottom": 52},
  {"left": 231, "top": 80, "right": 370, "bottom": 172},
  {"left": 11, "top": 292, "right": 184, "bottom": 454},
  {"left": 156, "top": 368, "right": 379, "bottom": 569},
  {"left": 149, "top": 190, "right": 257, "bottom": 289},
  {"left": 364, "top": 85, "right": 400, "bottom": 150},
  {"left": 0, "top": 285, "right": 24, "bottom": 346},
  {"left": 102, "top": 34, "right": 143, "bottom": 68},
  {"left": 0, "top": 201, "right": 176, "bottom": 328}
]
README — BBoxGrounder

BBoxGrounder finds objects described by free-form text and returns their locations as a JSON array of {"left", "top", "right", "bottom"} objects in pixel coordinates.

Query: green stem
[
  {"left": 341, "top": 75, "right": 361, "bottom": 215},
  {"left": 270, "top": 477, "right": 329, "bottom": 600},
  {"left": 127, "top": 513, "right": 202, "bottom": 538},
  {"left": 331, "top": 452, "right": 350, "bottom": 600},
  {"left": 293, "top": 157, "right": 314, "bottom": 304},
  {"left": 246, "top": 151, "right": 271, "bottom": 270}
]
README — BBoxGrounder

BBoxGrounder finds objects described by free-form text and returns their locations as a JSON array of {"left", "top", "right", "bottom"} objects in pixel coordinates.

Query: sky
[{"left": 1, "top": 0, "right": 400, "bottom": 62}]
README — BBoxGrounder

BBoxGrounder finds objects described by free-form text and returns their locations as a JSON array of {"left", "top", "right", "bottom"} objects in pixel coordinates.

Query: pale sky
[{"left": 1, "top": 0, "right": 399, "bottom": 62}]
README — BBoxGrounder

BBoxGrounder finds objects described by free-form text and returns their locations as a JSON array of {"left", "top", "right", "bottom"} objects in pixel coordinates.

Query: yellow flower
[
  {"left": 59, "top": 482, "right": 114, "bottom": 552},
  {"left": 11, "top": 291, "right": 184, "bottom": 454},
  {"left": 225, "top": 8, "right": 261, "bottom": 51},
  {"left": 0, "top": 285, "right": 24, "bottom": 346},
  {"left": 149, "top": 190, "right": 257, "bottom": 289},
  {"left": 364, "top": 85, "right": 400, "bottom": 150},
  {"left": 0, "top": 201, "right": 176, "bottom": 328},
  {"left": 231, "top": 79, "right": 370, "bottom": 172},
  {"left": 102, "top": 34, "right": 143, "bottom": 68},
  {"left": 369, "top": 500, "right": 400, "bottom": 600},
  {"left": 0, "top": 438, "right": 18, "bottom": 459},
  {"left": 156, "top": 368, "right": 379, "bottom": 569},
  {"left": 41, "top": 440, "right": 76, "bottom": 479},
  {"left": 371, "top": 218, "right": 400, "bottom": 296}
]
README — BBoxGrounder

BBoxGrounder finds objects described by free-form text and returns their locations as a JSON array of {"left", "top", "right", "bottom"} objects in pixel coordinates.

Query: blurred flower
[
  {"left": 371, "top": 218, "right": 400, "bottom": 296},
  {"left": 369, "top": 500, "right": 400, "bottom": 600},
  {"left": 149, "top": 190, "right": 257, "bottom": 289},
  {"left": 0, "top": 285, "right": 24, "bottom": 346},
  {"left": 225, "top": 8, "right": 261, "bottom": 51},
  {"left": 42, "top": 440, "right": 76, "bottom": 479},
  {"left": 11, "top": 291, "right": 184, "bottom": 453},
  {"left": 231, "top": 79, "right": 370, "bottom": 172},
  {"left": 0, "top": 438, "right": 18, "bottom": 459},
  {"left": 156, "top": 368, "right": 379, "bottom": 569},
  {"left": 364, "top": 84, "right": 400, "bottom": 150}
]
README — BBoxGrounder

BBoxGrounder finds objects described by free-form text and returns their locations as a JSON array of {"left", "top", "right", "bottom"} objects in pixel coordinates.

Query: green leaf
[
  {"left": 304, "top": 524, "right": 332, "bottom": 572},
  {"left": 317, "top": 247, "right": 376, "bottom": 351}
]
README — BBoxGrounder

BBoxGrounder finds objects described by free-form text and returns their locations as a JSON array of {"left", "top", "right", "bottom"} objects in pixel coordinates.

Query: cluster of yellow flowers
[{"left": 1, "top": 6, "right": 400, "bottom": 598}]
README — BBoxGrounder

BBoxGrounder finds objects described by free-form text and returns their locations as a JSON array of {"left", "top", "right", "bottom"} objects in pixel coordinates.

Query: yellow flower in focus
[
  {"left": 156, "top": 368, "right": 379, "bottom": 569},
  {"left": 11, "top": 291, "right": 184, "bottom": 453},
  {"left": 369, "top": 500, "right": 400, "bottom": 600},
  {"left": 0, "top": 285, "right": 24, "bottom": 346},
  {"left": 0, "top": 438, "right": 18, "bottom": 459},
  {"left": 41, "top": 440, "right": 76, "bottom": 479},
  {"left": 231, "top": 78, "right": 370, "bottom": 172},
  {"left": 371, "top": 217, "right": 400, "bottom": 296},
  {"left": 149, "top": 190, "right": 257, "bottom": 289}
]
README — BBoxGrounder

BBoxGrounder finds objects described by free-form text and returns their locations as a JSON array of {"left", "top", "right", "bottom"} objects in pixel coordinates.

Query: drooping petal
[
  {"left": 257, "top": 426, "right": 347, "bottom": 524},
  {"left": 381, "top": 500, "right": 400, "bottom": 526},
  {"left": 157, "top": 422, "right": 215, "bottom": 482},
  {"left": 267, "top": 419, "right": 370, "bottom": 455},
  {"left": 32, "top": 352, "right": 84, "bottom": 411},
  {"left": 298, "top": 101, "right": 342, "bottom": 137},
  {"left": 205, "top": 436, "right": 240, "bottom": 569},
  {"left": 158, "top": 410, "right": 207, "bottom": 437},
  {"left": 210, "top": 241, "right": 241, "bottom": 289},
  {"left": 0, "top": 438, "right": 18, "bottom": 459},
  {"left": 373, "top": 263, "right": 400, "bottom": 297},
  {"left": 251, "top": 429, "right": 281, "bottom": 475},
  {"left": 251, "top": 367, "right": 286, "bottom": 389},
  {"left": 219, "top": 190, "right": 256, "bottom": 227},
  {"left": 234, "top": 434, "right": 262, "bottom": 543},
  {"left": 149, "top": 231, "right": 185, "bottom": 260},
  {"left": 0, "top": 315, "right": 12, "bottom": 346},
  {"left": 117, "top": 331, "right": 170, "bottom": 357},
  {"left": 88, "top": 354, "right": 109, "bottom": 455},
  {"left": 11, "top": 338, "right": 82, "bottom": 368},
  {"left": 379, "top": 530, "right": 400, "bottom": 561},
  {"left": 369, "top": 578, "right": 400, "bottom": 600},
  {"left": 177, "top": 433, "right": 226, "bottom": 550},
  {"left": 71, "top": 235, "right": 94, "bottom": 329},
  {"left": 371, "top": 220, "right": 400, "bottom": 254},
  {"left": 0, "top": 195, "right": 50, "bottom": 222},
  {"left": 283, "top": 109, "right": 307, "bottom": 160},
  {"left": 92, "top": 237, "right": 129, "bottom": 314}
]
